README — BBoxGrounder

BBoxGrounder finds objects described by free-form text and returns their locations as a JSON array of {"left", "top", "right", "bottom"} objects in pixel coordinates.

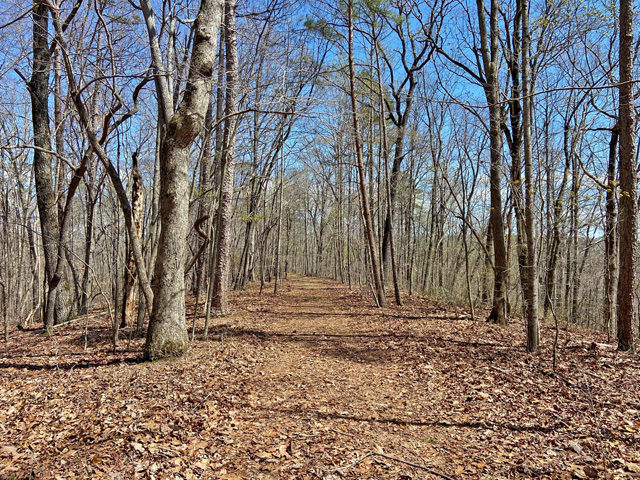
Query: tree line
[{"left": 0, "top": 0, "right": 637, "bottom": 358}]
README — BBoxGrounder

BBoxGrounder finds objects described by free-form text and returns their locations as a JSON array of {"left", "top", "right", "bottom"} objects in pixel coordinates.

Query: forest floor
[{"left": 1, "top": 276, "right": 639, "bottom": 480}]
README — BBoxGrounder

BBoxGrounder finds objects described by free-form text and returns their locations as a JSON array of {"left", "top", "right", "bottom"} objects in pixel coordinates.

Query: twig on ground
[
  {"left": 330, "top": 428, "right": 357, "bottom": 438},
  {"left": 293, "top": 432, "right": 321, "bottom": 438},
  {"left": 192, "top": 392, "right": 213, "bottom": 411},
  {"left": 330, "top": 452, "right": 373, "bottom": 473},
  {"left": 368, "top": 452, "right": 456, "bottom": 480}
]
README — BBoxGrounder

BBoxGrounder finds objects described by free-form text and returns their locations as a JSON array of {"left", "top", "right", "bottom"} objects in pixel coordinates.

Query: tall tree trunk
[
  {"left": 521, "top": 0, "right": 540, "bottom": 352},
  {"left": 79, "top": 154, "right": 97, "bottom": 315},
  {"left": 347, "top": 0, "right": 386, "bottom": 307},
  {"left": 504, "top": 6, "right": 530, "bottom": 317},
  {"left": 29, "top": 4, "right": 68, "bottom": 331},
  {"left": 211, "top": 0, "right": 239, "bottom": 315},
  {"left": 566, "top": 154, "right": 579, "bottom": 318},
  {"left": 202, "top": 30, "right": 226, "bottom": 340},
  {"left": 273, "top": 150, "right": 284, "bottom": 295},
  {"left": 53, "top": 48, "right": 78, "bottom": 318},
  {"left": 145, "top": 0, "right": 224, "bottom": 360},
  {"left": 604, "top": 125, "right": 619, "bottom": 339},
  {"left": 477, "top": 0, "right": 508, "bottom": 325},
  {"left": 543, "top": 127, "right": 571, "bottom": 316},
  {"left": 373, "top": 38, "right": 401, "bottom": 305},
  {"left": 616, "top": 0, "right": 636, "bottom": 351}
]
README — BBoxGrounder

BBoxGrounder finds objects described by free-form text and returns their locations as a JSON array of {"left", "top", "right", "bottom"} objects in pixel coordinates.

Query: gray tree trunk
[
  {"left": 145, "top": 0, "right": 224, "bottom": 360},
  {"left": 211, "top": 0, "right": 239, "bottom": 315},
  {"left": 477, "top": 0, "right": 508, "bottom": 325},
  {"left": 29, "top": 4, "right": 73, "bottom": 331}
]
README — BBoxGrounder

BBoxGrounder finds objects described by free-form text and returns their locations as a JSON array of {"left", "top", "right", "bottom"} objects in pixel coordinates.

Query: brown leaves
[{"left": 1, "top": 276, "right": 639, "bottom": 479}]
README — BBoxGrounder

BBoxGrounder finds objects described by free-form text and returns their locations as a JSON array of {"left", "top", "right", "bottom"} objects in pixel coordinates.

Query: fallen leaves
[{"left": 0, "top": 276, "right": 639, "bottom": 479}]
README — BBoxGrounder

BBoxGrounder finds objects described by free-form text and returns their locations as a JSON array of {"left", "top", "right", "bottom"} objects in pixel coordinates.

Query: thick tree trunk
[
  {"left": 616, "top": 0, "right": 636, "bottom": 351},
  {"left": 29, "top": 4, "right": 69, "bottom": 331},
  {"left": 145, "top": 0, "right": 223, "bottom": 360}
]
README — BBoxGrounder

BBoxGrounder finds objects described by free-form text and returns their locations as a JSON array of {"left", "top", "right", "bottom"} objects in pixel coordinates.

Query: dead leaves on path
[{"left": 1, "top": 277, "right": 639, "bottom": 479}]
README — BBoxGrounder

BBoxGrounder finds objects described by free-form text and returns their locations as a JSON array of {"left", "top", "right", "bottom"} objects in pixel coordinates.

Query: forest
[{"left": 0, "top": 0, "right": 639, "bottom": 478}]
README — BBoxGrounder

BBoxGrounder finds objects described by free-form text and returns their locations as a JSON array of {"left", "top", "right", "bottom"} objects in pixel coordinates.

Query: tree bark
[
  {"left": 145, "top": 0, "right": 224, "bottom": 359},
  {"left": 29, "top": 3, "right": 70, "bottom": 331},
  {"left": 121, "top": 154, "right": 143, "bottom": 328},
  {"left": 616, "top": 0, "right": 636, "bottom": 351},
  {"left": 521, "top": 0, "right": 540, "bottom": 352},
  {"left": 477, "top": 0, "right": 508, "bottom": 325},
  {"left": 373, "top": 36, "right": 401, "bottom": 306},
  {"left": 211, "top": 0, "right": 239, "bottom": 315}
]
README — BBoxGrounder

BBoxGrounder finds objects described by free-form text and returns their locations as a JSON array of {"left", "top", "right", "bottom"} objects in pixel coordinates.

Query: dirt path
[{"left": 1, "top": 276, "right": 639, "bottom": 479}]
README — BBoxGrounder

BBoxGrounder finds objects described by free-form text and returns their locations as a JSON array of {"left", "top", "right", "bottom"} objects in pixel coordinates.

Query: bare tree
[
  {"left": 144, "top": 0, "right": 224, "bottom": 359},
  {"left": 477, "top": 0, "right": 509, "bottom": 325},
  {"left": 28, "top": 1, "right": 81, "bottom": 330},
  {"left": 210, "top": 0, "right": 239, "bottom": 316},
  {"left": 521, "top": 0, "right": 539, "bottom": 352},
  {"left": 616, "top": 0, "right": 636, "bottom": 351},
  {"left": 347, "top": 0, "right": 386, "bottom": 307}
]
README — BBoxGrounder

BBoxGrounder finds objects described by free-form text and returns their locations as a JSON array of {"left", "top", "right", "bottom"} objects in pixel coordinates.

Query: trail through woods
[{"left": 1, "top": 276, "right": 639, "bottom": 479}]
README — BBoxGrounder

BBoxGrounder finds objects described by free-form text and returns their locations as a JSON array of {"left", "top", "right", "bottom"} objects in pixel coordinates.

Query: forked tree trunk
[
  {"left": 373, "top": 39, "right": 401, "bottom": 306},
  {"left": 145, "top": 0, "right": 224, "bottom": 360},
  {"left": 29, "top": 4, "right": 71, "bottom": 331}
]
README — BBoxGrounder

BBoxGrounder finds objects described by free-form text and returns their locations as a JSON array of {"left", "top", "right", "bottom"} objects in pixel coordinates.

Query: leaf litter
[{"left": 0, "top": 276, "right": 638, "bottom": 479}]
